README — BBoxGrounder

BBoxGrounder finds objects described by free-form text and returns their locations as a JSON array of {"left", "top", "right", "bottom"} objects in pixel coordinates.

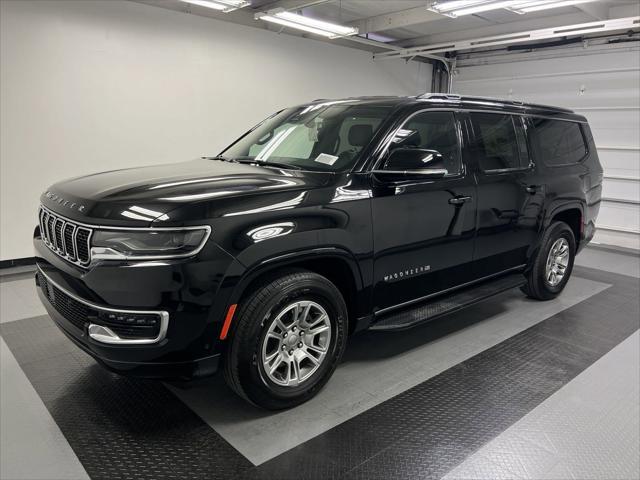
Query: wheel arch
[
  {"left": 546, "top": 203, "right": 584, "bottom": 249},
  {"left": 226, "top": 248, "right": 367, "bottom": 337}
]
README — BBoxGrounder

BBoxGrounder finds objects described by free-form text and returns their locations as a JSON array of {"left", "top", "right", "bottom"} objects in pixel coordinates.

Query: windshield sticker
[{"left": 314, "top": 153, "right": 339, "bottom": 166}]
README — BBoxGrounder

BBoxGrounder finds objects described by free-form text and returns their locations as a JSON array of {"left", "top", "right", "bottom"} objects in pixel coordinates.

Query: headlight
[{"left": 91, "top": 227, "right": 211, "bottom": 260}]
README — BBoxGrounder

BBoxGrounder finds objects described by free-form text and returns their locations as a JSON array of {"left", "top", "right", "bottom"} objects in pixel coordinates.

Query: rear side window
[
  {"left": 529, "top": 118, "right": 587, "bottom": 166},
  {"left": 470, "top": 113, "right": 528, "bottom": 172}
]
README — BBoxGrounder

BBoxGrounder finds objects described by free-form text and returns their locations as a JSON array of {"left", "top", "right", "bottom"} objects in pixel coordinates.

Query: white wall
[
  {"left": 0, "top": 0, "right": 430, "bottom": 261},
  {"left": 454, "top": 47, "right": 640, "bottom": 250}
]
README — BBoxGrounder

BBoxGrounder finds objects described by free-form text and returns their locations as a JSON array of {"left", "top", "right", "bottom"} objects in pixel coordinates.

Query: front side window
[
  {"left": 470, "top": 113, "right": 527, "bottom": 172},
  {"left": 388, "top": 111, "right": 462, "bottom": 175},
  {"left": 222, "top": 103, "right": 392, "bottom": 171},
  {"left": 529, "top": 118, "right": 587, "bottom": 166}
]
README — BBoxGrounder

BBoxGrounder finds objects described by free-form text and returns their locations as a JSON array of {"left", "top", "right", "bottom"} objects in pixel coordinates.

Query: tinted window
[
  {"left": 224, "top": 104, "right": 392, "bottom": 171},
  {"left": 470, "top": 113, "right": 526, "bottom": 171},
  {"left": 390, "top": 111, "right": 461, "bottom": 175},
  {"left": 529, "top": 118, "right": 587, "bottom": 166}
]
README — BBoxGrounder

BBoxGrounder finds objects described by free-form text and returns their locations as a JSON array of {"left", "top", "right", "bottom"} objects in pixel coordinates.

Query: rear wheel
[
  {"left": 522, "top": 221, "right": 576, "bottom": 300},
  {"left": 223, "top": 270, "right": 347, "bottom": 409}
]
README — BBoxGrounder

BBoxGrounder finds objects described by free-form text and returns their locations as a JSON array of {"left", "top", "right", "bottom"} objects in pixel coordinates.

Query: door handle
[
  {"left": 448, "top": 196, "right": 472, "bottom": 205},
  {"left": 525, "top": 185, "right": 540, "bottom": 194}
]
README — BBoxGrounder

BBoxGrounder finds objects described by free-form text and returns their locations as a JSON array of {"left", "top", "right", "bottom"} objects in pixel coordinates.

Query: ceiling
[{"left": 135, "top": 0, "right": 640, "bottom": 60}]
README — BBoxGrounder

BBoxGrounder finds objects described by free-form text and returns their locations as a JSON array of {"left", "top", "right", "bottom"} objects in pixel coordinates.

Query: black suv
[{"left": 35, "top": 94, "right": 602, "bottom": 409}]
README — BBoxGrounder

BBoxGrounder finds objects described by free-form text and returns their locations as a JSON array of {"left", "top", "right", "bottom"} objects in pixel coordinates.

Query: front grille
[
  {"left": 39, "top": 206, "right": 92, "bottom": 266},
  {"left": 37, "top": 271, "right": 162, "bottom": 340}
]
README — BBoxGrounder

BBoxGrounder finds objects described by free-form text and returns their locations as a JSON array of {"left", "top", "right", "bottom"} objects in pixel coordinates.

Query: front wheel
[
  {"left": 223, "top": 270, "right": 348, "bottom": 409},
  {"left": 522, "top": 221, "right": 576, "bottom": 300}
]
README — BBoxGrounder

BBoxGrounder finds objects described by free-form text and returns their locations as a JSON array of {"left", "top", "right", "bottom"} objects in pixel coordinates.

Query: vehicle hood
[{"left": 41, "top": 158, "right": 331, "bottom": 225}]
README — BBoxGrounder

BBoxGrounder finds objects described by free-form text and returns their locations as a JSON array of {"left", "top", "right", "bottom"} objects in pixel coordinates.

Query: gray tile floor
[
  {"left": 0, "top": 336, "right": 89, "bottom": 480},
  {"left": 444, "top": 331, "right": 640, "bottom": 480},
  {"left": 0, "top": 246, "right": 638, "bottom": 479}
]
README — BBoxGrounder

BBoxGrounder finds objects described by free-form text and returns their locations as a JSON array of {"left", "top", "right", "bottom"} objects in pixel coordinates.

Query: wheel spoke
[
  {"left": 275, "top": 317, "right": 288, "bottom": 333},
  {"left": 308, "top": 324, "right": 330, "bottom": 337},
  {"left": 300, "top": 303, "right": 312, "bottom": 326},
  {"left": 290, "top": 303, "right": 300, "bottom": 323},
  {"left": 307, "top": 343, "right": 328, "bottom": 355},
  {"left": 302, "top": 350, "right": 320, "bottom": 366},
  {"left": 265, "top": 349, "right": 280, "bottom": 363},
  {"left": 269, "top": 354, "right": 284, "bottom": 375},
  {"left": 307, "top": 313, "right": 328, "bottom": 329},
  {"left": 288, "top": 359, "right": 300, "bottom": 386}
]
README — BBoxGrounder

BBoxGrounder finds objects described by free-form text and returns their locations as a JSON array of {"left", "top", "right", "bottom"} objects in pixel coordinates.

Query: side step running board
[{"left": 370, "top": 272, "right": 526, "bottom": 331}]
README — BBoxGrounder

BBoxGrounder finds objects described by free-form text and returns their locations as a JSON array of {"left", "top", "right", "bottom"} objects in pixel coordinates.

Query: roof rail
[{"left": 417, "top": 93, "right": 462, "bottom": 101}]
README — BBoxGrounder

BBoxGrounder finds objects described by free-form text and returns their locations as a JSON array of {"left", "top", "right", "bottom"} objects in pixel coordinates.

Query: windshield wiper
[
  {"left": 235, "top": 159, "right": 303, "bottom": 170},
  {"left": 202, "top": 155, "right": 236, "bottom": 162}
]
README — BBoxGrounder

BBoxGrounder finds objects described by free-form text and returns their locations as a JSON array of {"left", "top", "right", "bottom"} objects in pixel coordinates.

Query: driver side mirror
[{"left": 373, "top": 148, "right": 448, "bottom": 180}]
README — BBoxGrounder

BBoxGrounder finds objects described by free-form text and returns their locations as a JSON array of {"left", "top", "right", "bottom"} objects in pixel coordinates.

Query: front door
[
  {"left": 466, "top": 112, "right": 544, "bottom": 277},
  {"left": 371, "top": 111, "right": 477, "bottom": 313}
]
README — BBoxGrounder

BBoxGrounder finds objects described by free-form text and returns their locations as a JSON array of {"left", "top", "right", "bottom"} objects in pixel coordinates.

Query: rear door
[
  {"left": 370, "top": 110, "right": 477, "bottom": 312},
  {"left": 467, "top": 112, "right": 544, "bottom": 276}
]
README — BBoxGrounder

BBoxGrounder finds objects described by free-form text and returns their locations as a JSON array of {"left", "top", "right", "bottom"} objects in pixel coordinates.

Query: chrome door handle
[
  {"left": 449, "top": 196, "right": 472, "bottom": 205},
  {"left": 526, "top": 185, "right": 539, "bottom": 194}
]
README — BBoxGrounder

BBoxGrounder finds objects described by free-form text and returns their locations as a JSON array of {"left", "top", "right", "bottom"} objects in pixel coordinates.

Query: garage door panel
[
  {"left": 599, "top": 150, "right": 640, "bottom": 177},
  {"left": 598, "top": 202, "right": 640, "bottom": 232},
  {"left": 602, "top": 178, "right": 640, "bottom": 203},
  {"left": 592, "top": 129, "right": 640, "bottom": 148}
]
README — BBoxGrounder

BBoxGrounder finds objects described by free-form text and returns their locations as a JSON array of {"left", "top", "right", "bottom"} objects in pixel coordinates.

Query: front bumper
[
  {"left": 34, "top": 233, "right": 238, "bottom": 380},
  {"left": 36, "top": 268, "right": 220, "bottom": 379}
]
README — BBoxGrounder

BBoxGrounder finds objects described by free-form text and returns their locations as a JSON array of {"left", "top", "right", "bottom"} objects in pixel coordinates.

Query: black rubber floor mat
[{"left": 0, "top": 317, "right": 252, "bottom": 480}]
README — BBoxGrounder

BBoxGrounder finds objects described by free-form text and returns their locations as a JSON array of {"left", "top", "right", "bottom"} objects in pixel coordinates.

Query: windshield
[{"left": 221, "top": 103, "right": 393, "bottom": 171}]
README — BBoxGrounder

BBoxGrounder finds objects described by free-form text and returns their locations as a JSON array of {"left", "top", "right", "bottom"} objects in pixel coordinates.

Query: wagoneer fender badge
[{"left": 384, "top": 265, "right": 431, "bottom": 283}]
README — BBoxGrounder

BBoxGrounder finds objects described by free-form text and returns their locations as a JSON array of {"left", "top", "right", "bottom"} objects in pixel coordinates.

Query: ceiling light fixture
[
  {"left": 179, "top": 0, "right": 250, "bottom": 13},
  {"left": 255, "top": 9, "right": 359, "bottom": 39},
  {"left": 429, "top": 0, "right": 601, "bottom": 17},
  {"left": 429, "top": 0, "right": 520, "bottom": 17},
  {"left": 513, "top": 0, "right": 600, "bottom": 13}
]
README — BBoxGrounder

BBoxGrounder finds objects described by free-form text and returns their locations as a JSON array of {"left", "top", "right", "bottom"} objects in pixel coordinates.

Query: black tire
[
  {"left": 521, "top": 221, "right": 576, "bottom": 301},
  {"left": 223, "top": 269, "right": 348, "bottom": 410}
]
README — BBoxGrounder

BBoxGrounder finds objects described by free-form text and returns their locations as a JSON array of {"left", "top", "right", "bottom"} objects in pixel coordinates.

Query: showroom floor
[{"left": 1, "top": 247, "right": 638, "bottom": 480}]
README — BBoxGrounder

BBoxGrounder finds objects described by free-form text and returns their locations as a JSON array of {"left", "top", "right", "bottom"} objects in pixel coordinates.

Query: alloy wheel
[
  {"left": 545, "top": 237, "right": 570, "bottom": 286},
  {"left": 260, "top": 300, "right": 332, "bottom": 387}
]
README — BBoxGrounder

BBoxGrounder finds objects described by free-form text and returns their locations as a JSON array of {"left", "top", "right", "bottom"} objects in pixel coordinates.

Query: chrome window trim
[
  {"left": 371, "top": 108, "right": 466, "bottom": 176},
  {"left": 39, "top": 205, "right": 212, "bottom": 265},
  {"left": 37, "top": 266, "right": 169, "bottom": 345}
]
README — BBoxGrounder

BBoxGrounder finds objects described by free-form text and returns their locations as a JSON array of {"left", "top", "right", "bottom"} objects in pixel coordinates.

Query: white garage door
[{"left": 454, "top": 47, "right": 640, "bottom": 250}]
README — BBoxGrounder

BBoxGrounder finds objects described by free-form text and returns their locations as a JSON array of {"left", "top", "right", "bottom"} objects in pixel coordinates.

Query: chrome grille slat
[
  {"left": 39, "top": 210, "right": 48, "bottom": 243},
  {"left": 47, "top": 215, "right": 56, "bottom": 247},
  {"left": 55, "top": 220, "right": 66, "bottom": 254},
  {"left": 64, "top": 223, "right": 77, "bottom": 259},
  {"left": 39, "top": 206, "right": 92, "bottom": 267}
]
